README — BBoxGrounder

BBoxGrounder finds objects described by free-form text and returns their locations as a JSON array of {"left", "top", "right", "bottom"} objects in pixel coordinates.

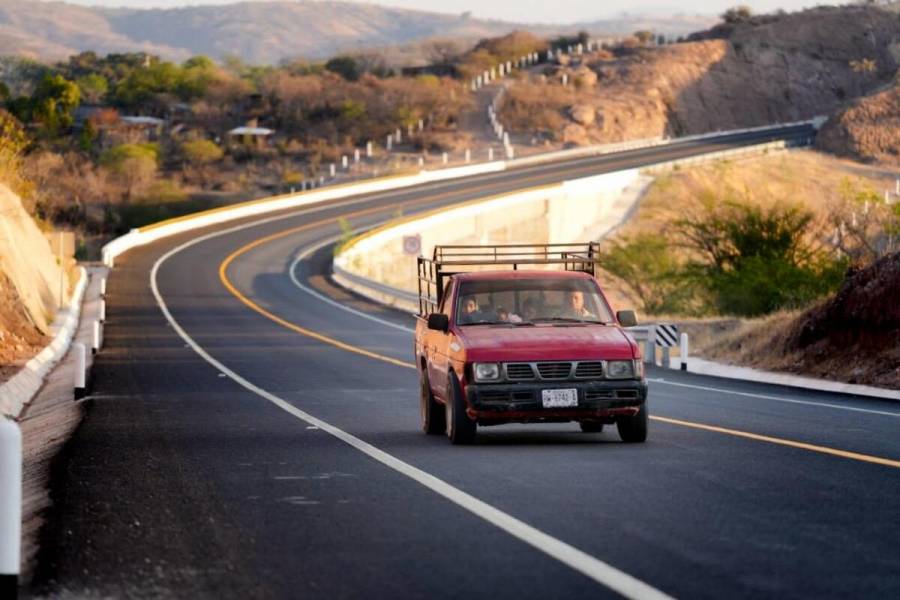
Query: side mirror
[
  {"left": 427, "top": 313, "right": 449, "bottom": 332},
  {"left": 616, "top": 310, "right": 638, "bottom": 328}
]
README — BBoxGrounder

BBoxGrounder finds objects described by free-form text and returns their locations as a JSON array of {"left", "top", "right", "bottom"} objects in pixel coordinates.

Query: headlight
[
  {"left": 606, "top": 360, "right": 635, "bottom": 379},
  {"left": 473, "top": 362, "right": 500, "bottom": 382}
]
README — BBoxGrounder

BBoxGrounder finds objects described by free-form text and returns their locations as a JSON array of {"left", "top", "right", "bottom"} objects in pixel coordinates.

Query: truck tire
[
  {"left": 420, "top": 371, "right": 445, "bottom": 435},
  {"left": 445, "top": 375, "right": 476, "bottom": 445},
  {"left": 616, "top": 402, "right": 648, "bottom": 443},
  {"left": 579, "top": 421, "right": 604, "bottom": 433}
]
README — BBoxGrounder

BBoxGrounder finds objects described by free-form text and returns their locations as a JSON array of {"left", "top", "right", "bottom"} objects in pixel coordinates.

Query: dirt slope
[
  {"left": 0, "top": 183, "right": 66, "bottom": 380},
  {"left": 815, "top": 82, "right": 900, "bottom": 166}
]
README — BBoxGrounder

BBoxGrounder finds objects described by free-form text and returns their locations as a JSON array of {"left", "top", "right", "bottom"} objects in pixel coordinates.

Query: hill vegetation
[
  {"left": 0, "top": 30, "right": 556, "bottom": 254},
  {"left": 0, "top": 0, "right": 714, "bottom": 65}
]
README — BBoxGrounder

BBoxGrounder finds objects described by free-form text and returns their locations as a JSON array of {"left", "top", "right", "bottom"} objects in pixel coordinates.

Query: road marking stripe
[
  {"left": 156, "top": 230, "right": 673, "bottom": 600},
  {"left": 648, "top": 378, "right": 900, "bottom": 418},
  {"left": 290, "top": 234, "right": 416, "bottom": 333},
  {"left": 652, "top": 416, "right": 900, "bottom": 469}
]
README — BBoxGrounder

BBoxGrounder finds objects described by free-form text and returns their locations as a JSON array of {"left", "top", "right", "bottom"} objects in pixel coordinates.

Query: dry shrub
[{"left": 500, "top": 81, "right": 575, "bottom": 138}]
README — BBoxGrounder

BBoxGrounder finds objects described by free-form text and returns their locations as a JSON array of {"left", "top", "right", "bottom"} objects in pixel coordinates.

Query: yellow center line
[{"left": 216, "top": 191, "right": 900, "bottom": 471}]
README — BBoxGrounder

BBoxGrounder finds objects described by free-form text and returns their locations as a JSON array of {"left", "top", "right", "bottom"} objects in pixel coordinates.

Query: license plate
[{"left": 542, "top": 388, "right": 578, "bottom": 408}]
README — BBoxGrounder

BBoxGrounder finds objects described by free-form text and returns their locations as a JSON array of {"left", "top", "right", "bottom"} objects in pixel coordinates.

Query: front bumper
[{"left": 465, "top": 379, "right": 648, "bottom": 423}]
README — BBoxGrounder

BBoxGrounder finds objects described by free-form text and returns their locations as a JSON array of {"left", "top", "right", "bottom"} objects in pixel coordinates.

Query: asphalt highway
[{"left": 30, "top": 126, "right": 900, "bottom": 599}]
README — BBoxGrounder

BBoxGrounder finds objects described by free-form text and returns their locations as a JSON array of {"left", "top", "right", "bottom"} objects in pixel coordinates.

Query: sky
[{"left": 58, "top": 0, "right": 845, "bottom": 24}]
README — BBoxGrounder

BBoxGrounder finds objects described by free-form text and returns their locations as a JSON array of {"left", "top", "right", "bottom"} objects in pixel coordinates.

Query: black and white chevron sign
[{"left": 655, "top": 324, "right": 679, "bottom": 347}]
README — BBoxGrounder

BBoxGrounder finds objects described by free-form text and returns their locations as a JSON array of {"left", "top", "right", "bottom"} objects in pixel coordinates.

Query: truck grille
[
  {"left": 480, "top": 390, "right": 534, "bottom": 403},
  {"left": 505, "top": 363, "right": 535, "bottom": 380},
  {"left": 574, "top": 362, "right": 604, "bottom": 378},
  {"left": 536, "top": 362, "right": 572, "bottom": 379},
  {"left": 584, "top": 390, "right": 640, "bottom": 403}
]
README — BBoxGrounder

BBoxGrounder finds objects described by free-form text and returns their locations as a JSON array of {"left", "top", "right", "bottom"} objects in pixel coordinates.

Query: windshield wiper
[{"left": 533, "top": 317, "right": 609, "bottom": 325}]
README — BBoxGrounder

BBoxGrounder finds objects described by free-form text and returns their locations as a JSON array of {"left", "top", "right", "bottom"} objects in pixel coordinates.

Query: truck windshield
[{"left": 455, "top": 278, "right": 614, "bottom": 326}]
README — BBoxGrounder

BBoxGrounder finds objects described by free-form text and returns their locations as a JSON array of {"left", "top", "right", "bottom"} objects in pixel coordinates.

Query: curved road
[{"left": 32, "top": 126, "right": 900, "bottom": 599}]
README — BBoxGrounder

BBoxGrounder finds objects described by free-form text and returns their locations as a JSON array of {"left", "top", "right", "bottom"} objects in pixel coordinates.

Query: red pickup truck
[{"left": 415, "top": 244, "right": 648, "bottom": 445}]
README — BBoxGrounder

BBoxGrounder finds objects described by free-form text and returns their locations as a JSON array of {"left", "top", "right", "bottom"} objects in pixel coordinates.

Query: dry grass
[
  {"left": 597, "top": 150, "right": 900, "bottom": 387},
  {"left": 600, "top": 149, "right": 899, "bottom": 318},
  {"left": 619, "top": 149, "right": 897, "bottom": 240}
]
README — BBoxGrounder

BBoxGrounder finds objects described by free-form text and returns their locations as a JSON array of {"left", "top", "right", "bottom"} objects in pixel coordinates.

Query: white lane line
[
  {"left": 648, "top": 378, "right": 900, "bottom": 418},
  {"left": 286, "top": 238, "right": 899, "bottom": 420},
  {"left": 289, "top": 235, "right": 415, "bottom": 334},
  {"left": 151, "top": 223, "right": 673, "bottom": 600}
]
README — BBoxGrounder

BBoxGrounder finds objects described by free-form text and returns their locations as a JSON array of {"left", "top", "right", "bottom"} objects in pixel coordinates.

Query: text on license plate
[{"left": 541, "top": 388, "right": 578, "bottom": 408}]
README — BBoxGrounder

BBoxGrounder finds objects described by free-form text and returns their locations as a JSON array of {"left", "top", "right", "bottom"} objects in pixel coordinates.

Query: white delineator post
[
  {"left": 644, "top": 325, "right": 656, "bottom": 365},
  {"left": 99, "top": 299, "right": 106, "bottom": 323},
  {"left": 99, "top": 277, "right": 107, "bottom": 297},
  {"left": 488, "top": 148, "right": 494, "bottom": 161},
  {"left": 92, "top": 320, "right": 102, "bottom": 354},
  {"left": 680, "top": 333, "right": 689, "bottom": 371},
  {"left": 464, "top": 149, "right": 471, "bottom": 163},
  {"left": 74, "top": 342, "right": 86, "bottom": 400},
  {"left": 366, "top": 141, "right": 373, "bottom": 158},
  {"left": 0, "top": 418, "right": 21, "bottom": 598}
]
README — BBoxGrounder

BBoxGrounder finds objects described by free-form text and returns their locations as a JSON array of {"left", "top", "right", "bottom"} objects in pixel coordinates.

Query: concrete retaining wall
[{"left": 334, "top": 169, "right": 652, "bottom": 306}]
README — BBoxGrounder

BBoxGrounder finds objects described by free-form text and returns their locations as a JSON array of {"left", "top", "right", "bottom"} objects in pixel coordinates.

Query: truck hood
[{"left": 457, "top": 324, "right": 637, "bottom": 362}]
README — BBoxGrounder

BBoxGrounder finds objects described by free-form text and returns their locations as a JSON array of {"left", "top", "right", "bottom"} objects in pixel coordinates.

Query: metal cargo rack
[{"left": 416, "top": 243, "right": 599, "bottom": 315}]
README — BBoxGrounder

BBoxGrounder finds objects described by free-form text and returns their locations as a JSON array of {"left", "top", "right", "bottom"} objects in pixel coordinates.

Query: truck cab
[{"left": 414, "top": 244, "right": 648, "bottom": 445}]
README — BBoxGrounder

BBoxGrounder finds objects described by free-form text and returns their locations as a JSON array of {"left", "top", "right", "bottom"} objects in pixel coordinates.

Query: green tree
[
  {"left": 178, "top": 56, "right": 219, "bottom": 99},
  {"left": 325, "top": 56, "right": 361, "bottom": 81},
  {"left": 28, "top": 74, "right": 81, "bottom": 135},
  {"left": 100, "top": 143, "right": 159, "bottom": 200},
  {"left": 181, "top": 139, "right": 223, "bottom": 165},
  {"left": 600, "top": 233, "right": 696, "bottom": 315},
  {"left": 114, "top": 60, "right": 182, "bottom": 107},
  {"left": 76, "top": 73, "right": 109, "bottom": 104},
  {"left": 675, "top": 202, "right": 845, "bottom": 316},
  {"left": 0, "top": 109, "right": 29, "bottom": 193}
]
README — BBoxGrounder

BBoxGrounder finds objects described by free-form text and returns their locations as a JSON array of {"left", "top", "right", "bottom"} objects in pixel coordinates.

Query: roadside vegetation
[{"left": 598, "top": 151, "right": 899, "bottom": 318}]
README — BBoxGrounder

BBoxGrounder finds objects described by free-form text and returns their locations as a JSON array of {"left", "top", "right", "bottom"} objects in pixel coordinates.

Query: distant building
[{"left": 227, "top": 122, "right": 275, "bottom": 148}]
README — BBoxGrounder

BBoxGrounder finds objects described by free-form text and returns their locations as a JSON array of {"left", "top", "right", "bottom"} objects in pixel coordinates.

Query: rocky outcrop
[
  {"left": 815, "top": 83, "right": 900, "bottom": 165},
  {"left": 568, "top": 104, "right": 596, "bottom": 126},
  {"left": 503, "top": 5, "right": 900, "bottom": 146}
]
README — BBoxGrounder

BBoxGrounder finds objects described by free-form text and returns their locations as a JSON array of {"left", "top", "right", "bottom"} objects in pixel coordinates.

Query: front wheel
[
  {"left": 445, "top": 375, "right": 476, "bottom": 445},
  {"left": 616, "top": 402, "right": 648, "bottom": 443},
  {"left": 420, "top": 370, "right": 445, "bottom": 435}
]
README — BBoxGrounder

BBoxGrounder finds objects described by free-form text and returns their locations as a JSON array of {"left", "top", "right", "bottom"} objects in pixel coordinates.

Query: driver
[
  {"left": 459, "top": 296, "right": 490, "bottom": 323},
  {"left": 561, "top": 290, "right": 595, "bottom": 319}
]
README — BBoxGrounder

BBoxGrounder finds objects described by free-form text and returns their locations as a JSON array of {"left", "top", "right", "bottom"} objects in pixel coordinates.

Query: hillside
[
  {"left": 816, "top": 82, "right": 900, "bottom": 166},
  {"left": 502, "top": 4, "right": 900, "bottom": 146},
  {"left": 1, "top": 0, "right": 714, "bottom": 64}
]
